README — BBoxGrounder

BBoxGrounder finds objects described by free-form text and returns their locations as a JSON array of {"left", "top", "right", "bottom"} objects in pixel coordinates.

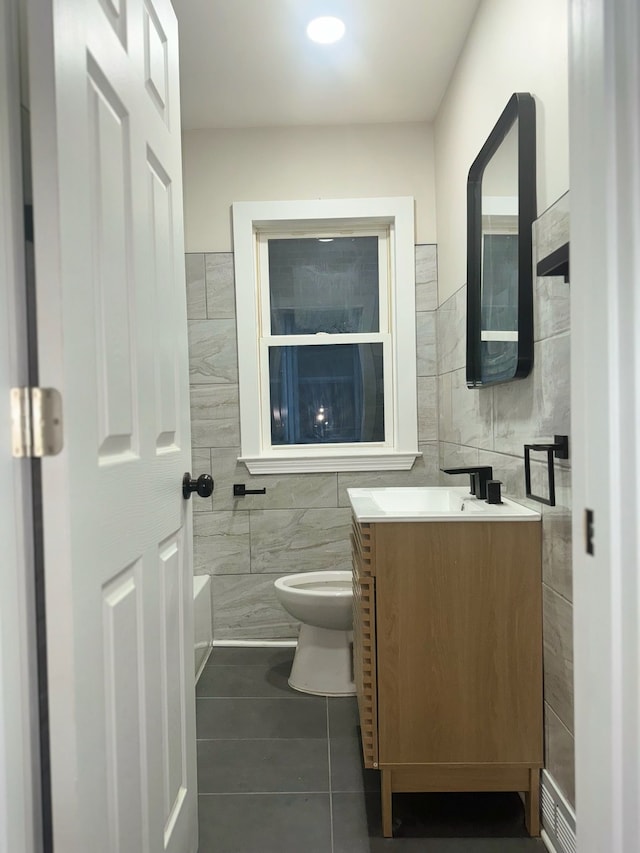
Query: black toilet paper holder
[{"left": 233, "top": 483, "right": 266, "bottom": 497}]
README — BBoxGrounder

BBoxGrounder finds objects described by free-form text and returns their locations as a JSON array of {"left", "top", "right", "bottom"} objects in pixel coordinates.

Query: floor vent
[
  {"left": 541, "top": 783, "right": 555, "bottom": 829},
  {"left": 540, "top": 770, "right": 576, "bottom": 853}
]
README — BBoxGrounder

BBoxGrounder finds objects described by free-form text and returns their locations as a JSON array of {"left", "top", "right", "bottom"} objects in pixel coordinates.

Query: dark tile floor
[{"left": 196, "top": 647, "right": 547, "bottom": 853}]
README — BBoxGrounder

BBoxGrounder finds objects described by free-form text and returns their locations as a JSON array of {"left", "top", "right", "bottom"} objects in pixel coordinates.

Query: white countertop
[{"left": 347, "top": 486, "right": 541, "bottom": 523}]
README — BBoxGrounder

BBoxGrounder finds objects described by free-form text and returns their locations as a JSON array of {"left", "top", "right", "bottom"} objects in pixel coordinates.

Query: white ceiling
[{"left": 171, "top": 0, "right": 482, "bottom": 131}]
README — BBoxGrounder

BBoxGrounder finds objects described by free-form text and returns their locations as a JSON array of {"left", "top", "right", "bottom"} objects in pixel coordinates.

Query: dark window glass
[{"left": 269, "top": 344, "right": 385, "bottom": 445}]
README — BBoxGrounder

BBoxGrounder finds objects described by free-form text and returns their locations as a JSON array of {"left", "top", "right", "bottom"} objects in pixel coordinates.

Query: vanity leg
[
  {"left": 381, "top": 770, "right": 393, "bottom": 838},
  {"left": 525, "top": 767, "right": 540, "bottom": 836}
]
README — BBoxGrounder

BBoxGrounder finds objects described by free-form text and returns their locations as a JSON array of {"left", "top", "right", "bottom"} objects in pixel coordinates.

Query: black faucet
[{"left": 440, "top": 466, "right": 494, "bottom": 500}]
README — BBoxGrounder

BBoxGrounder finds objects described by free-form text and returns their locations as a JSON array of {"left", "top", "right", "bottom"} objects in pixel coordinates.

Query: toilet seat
[{"left": 275, "top": 571, "right": 352, "bottom": 596}]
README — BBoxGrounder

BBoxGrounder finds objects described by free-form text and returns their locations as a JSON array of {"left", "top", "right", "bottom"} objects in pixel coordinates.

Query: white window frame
[{"left": 232, "top": 197, "right": 418, "bottom": 473}]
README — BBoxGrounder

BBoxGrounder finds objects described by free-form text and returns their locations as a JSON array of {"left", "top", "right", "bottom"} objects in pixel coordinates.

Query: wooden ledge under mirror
[{"left": 466, "top": 92, "right": 537, "bottom": 387}]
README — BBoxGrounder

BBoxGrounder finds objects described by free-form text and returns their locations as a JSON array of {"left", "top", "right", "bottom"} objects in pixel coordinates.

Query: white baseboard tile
[
  {"left": 540, "top": 770, "right": 576, "bottom": 853},
  {"left": 194, "top": 643, "right": 213, "bottom": 684},
  {"left": 212, "top": 639, "right": 297, "bottom": 648}
]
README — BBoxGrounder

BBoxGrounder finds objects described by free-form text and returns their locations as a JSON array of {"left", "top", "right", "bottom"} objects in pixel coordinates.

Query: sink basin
[{"left": 347, "top": 486, "right": 540, "bottom": 522}]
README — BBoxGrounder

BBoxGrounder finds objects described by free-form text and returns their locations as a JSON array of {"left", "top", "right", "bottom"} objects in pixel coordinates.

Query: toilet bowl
[{"left": 274, "top": 570, "right": 355, "bottom": 696}]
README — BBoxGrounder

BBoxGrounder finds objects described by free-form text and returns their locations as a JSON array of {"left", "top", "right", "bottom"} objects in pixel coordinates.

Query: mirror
[{"left": 466, "top": 93, "right": 536, "bottom": 387}]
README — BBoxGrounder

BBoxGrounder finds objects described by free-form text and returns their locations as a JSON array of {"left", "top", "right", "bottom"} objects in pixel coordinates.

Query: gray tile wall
[
  {"left": 436, "top": 191, "right": 573, "bottom": 806},
  {"left": 186, "top": 246, "right": 440, "bottom": 641}
]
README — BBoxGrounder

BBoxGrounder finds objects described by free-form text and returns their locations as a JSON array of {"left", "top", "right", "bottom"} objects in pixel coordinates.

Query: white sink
[{"left": 347, "top": 486, "right": 540, "bottom": 522}]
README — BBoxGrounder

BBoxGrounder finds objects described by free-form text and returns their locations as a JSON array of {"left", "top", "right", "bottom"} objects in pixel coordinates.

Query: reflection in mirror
[
  {"left": 467, "top": 93, "right": 536, "bottom": 387},
  {"left": 480, "top": 121, "right": 519, "bottom": 382}
]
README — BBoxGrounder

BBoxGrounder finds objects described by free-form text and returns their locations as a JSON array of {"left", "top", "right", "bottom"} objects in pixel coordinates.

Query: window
[{"left": 232, "top": 198, "right": 418, "bottom": 473}]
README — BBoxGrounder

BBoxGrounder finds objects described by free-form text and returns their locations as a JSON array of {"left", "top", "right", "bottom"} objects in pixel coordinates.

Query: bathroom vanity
[{"left": 348, "top": 487, "right": 543, "bottom": 838}]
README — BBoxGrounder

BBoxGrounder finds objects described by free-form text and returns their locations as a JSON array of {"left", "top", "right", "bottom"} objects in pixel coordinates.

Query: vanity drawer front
[
  {"left": 353, "top": 573, "right": 378, "bottom": 768},
  {"left": 351, "top": 517, "right": 375, "bottom": 577}
]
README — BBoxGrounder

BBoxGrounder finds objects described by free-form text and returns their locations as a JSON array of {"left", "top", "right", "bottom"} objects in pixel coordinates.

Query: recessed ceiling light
[{"left": 306, "top": 16, "right": 345, "bottom": 45}]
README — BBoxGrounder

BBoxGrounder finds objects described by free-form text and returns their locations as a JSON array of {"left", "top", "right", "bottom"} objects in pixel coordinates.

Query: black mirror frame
[{"left": 466, "top": 92, "right": 537, "bottom": 388}]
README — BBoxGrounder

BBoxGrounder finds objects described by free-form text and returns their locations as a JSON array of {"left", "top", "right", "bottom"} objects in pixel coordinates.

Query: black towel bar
[{"left": 524, "top": 435, "right": 569, "bottom": 506}]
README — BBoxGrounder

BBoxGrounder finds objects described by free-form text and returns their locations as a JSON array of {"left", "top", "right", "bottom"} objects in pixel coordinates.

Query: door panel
[
  {"left": 147, "top": 149, "right": 180, "bottom": 451},
  {"left": 99, "top": 0, "right": 127, "bottom": 47},
  {"left": 26, "top": 0, "right": 196, "bottom": 850},
  {"left": 102, "top": 563, "right": 145, "bottom": 853},
  {"left": 87, "top": 60, "right": 138, "bottom": 461},
  {"left": 158, "top": 534, "right": 188, "bottom": 829},
  {"left": 144, "top": 1, "right": 169, "bottom": 121}
]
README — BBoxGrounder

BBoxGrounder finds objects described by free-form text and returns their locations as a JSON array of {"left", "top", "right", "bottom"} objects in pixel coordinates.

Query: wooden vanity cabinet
[{"left": 351, "top": 517, "right": 543, "bottom": 838}]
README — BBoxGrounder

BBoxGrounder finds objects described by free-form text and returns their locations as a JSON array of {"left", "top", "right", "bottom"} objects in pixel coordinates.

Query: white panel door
[
  {"left": 25, "top": 0, "right": 197, "bottom": 851},
  {"left": 570, "top": 0, "right": 640, "bottom": 850}
]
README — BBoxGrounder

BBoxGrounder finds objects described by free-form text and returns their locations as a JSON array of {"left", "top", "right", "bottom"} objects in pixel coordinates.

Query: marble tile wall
[
  {"left": 186, "top": 245, "right": 440, "bottom": 641},
  {"left": 436, "top": 192, "right": 574, "bottom": 807}
]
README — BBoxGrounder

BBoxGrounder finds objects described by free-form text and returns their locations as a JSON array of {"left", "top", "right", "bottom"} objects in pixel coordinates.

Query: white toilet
[{"left": 274, "top": 570, "right": 355, "bottom": 696}]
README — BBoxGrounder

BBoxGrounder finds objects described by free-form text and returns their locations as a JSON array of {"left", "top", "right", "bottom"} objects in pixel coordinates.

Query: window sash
[
  {"left": 256, "top": 228, "right": 391, "bottom": 337},
  {"left": 256, "top": 227, "right": 393, "bottom": 454},
  {"left": 258, "top": 334, "right": 393, "bottom": 453}
]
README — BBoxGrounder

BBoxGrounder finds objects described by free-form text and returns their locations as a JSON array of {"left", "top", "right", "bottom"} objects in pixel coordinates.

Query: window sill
[{"left": 239, "top": 451, "right": 421, "bottom": 474}]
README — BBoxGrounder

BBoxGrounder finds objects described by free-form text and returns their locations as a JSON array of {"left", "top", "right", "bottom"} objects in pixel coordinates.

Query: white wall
[
  {"left": 182, "top": 122, "right": 436, "bottom": 253},
  {"left": 434, "top": 0, "right": 569, "bottom": 303}
]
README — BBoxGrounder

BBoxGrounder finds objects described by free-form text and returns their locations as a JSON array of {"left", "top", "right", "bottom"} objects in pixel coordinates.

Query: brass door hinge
[{"left": 11, "top": 387, "right": 63, "bottom": 457}]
